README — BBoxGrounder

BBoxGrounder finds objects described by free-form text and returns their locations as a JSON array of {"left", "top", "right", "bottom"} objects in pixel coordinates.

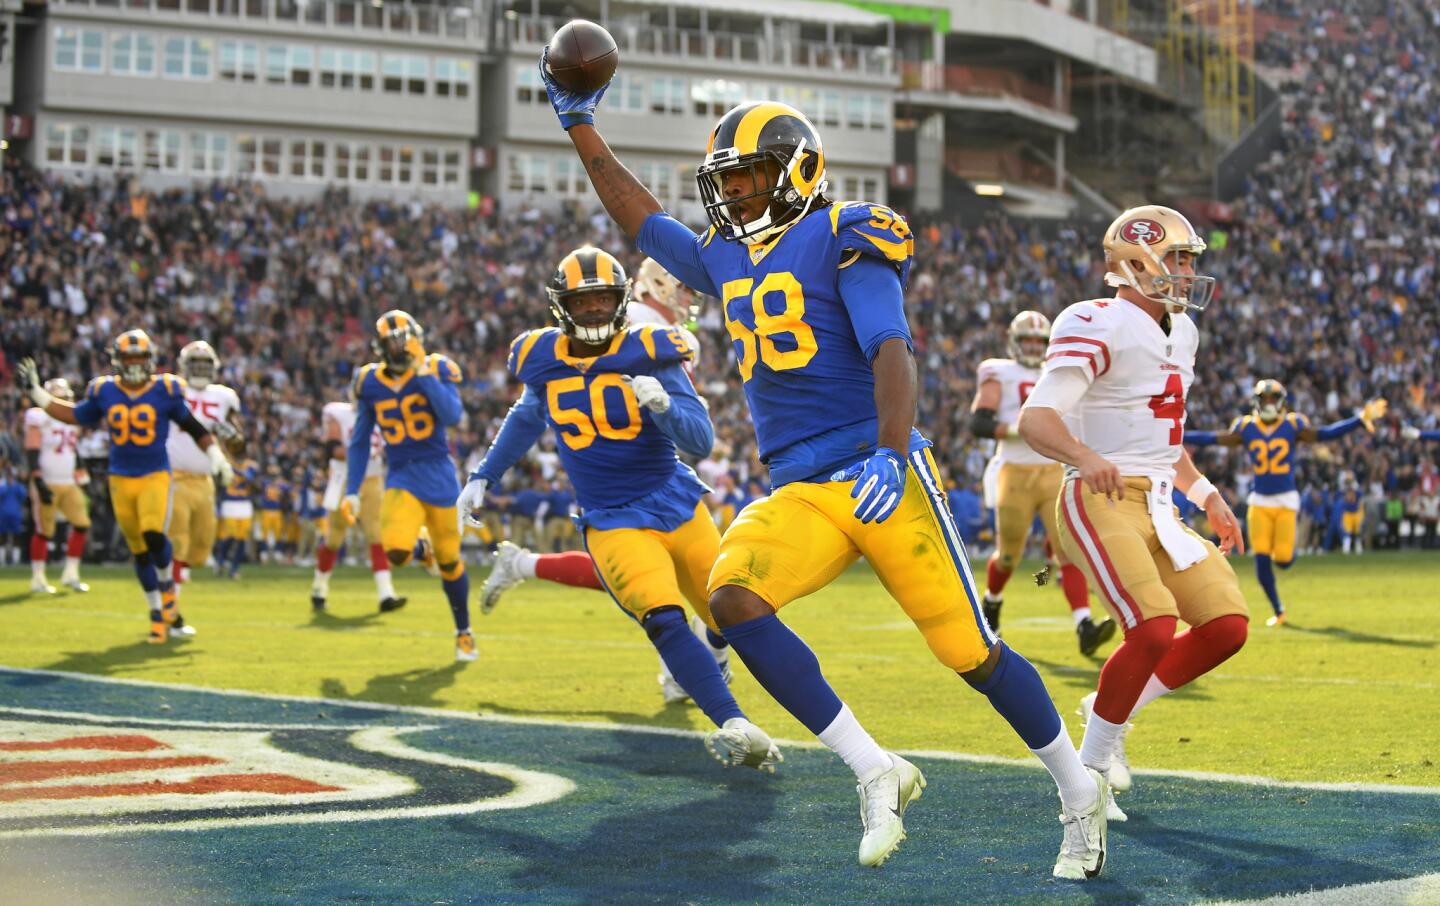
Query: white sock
[
  {"left": 373, "top": 569, "right": 396, "bottom": 601},
  {"left": 817, "top": 704, "right": 893, "bottom": 780},
  {"left": 1079, "top": 709, "right": 1126, "bottom": 774},
  {"left": 178, "top": 564, "right": 191, "bottom": 583},
  {"left": 516, "top": 551, "right": 539, "bottom": 578},
  {"left": 1072, "top": 606, "right": 1092, "bottom": 625},
  {"left": 144, "top": 588, "right": 162, "bottom": 610},
  {"left": 62, "top": 556, "right": 81, "bottom": 581},
  {"left": 1032, "top": 725, "right": 1098, "bottom": 813},
  {"left": 1129, "top": 674, "right": 1171, "bottom": 718},
  {"left": 32, "top": 559, "right": 46, "bottom": 581},
  {"left": 313, "top": 570, "right": 331, "bottom": 595},
  {"left": 983, "top": 592, "right": 1002, "bottom": 604}
]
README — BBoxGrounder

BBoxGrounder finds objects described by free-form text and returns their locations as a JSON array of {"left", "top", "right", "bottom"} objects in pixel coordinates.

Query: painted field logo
[{"left": 0, "top": 709, "right": 574, "bottom": 838}]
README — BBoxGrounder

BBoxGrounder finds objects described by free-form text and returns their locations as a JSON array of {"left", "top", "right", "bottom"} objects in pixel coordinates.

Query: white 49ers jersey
[
  {"left": 628, "top": 303, "right": 701, "bottom": 373},
  {"left": 24, "top": 408, "right": 79, "bottom": 485},
  {"left": 322, "top": 401, "right": 384, "bottom": 480},
  {"left": 1042, "top": 298, "right": 1197, "bottom": 480},
  {"left": 168, "top": 383, "right": 242, "bottom": 474},
  {"left": 976, "top": 358, "right": 1051, "bottom": 466}
]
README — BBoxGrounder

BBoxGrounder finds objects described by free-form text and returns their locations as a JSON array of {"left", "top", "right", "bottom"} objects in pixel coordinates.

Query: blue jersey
[
  {"left": 221, "top": 461, "right": 258, "bottom": 503},
  {"left": 258, "top": 478, "right": 289, "bottom": 511},
  {"left": 477, "top": 324, "right": 713, "bottom": 532},
  {"left": 348, "top": 355, "right": 463, "bottom": 507},
  {"left": 1231, "top": 413, "right": 1309, "bottom": 496},
  {"left": 509, "top": 488, "right": 547, "bottom": 519},
  {"left": 0, "top": 479, "right": 25, "bottom": 527},
  {"left": 73, "top": 374, "right": 192, "bottom": 477},
  {"left": 639, "top": 201, "right": 920, "bottom": 486}
]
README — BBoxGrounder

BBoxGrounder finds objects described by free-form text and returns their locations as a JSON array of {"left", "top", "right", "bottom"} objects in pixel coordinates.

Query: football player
[
  {"left": 1184, "top": 380, "right": 1386, "bottom": 625},
  {"left": 458, "top": 248, "right": 778, "bottom": 769},
  {"left": 971, "top": 311, "right": 1115, "bottom": 655},
  {"left": 1339, "top": 483, "right": 1364, "bottom": 554},
  {"left": 23, "top": 378, "right": 91, "bottom": 594},
  {"left": 312, "top": 392, "right": 406, "bottom": 613},
  {"left": 541, "top": 68, "right": 1104, "bottom": 875},
  {"left": 1019, "top": 205, "right": 1250, "bottom": 824},
  {"left": 346, "top": 310, "right": 473, "bottom": 662},
  {"left": 16, "top": 331, "right": 235, "bottom": 642},
  {"left": 166, "top": 341, "right": 245, "bottom": 604},
  {"left": 257, "top": 463, "right": 289, "bottom": 564},
  {"left": 216, "top": 458, "right": 258, "bottom": 579}
]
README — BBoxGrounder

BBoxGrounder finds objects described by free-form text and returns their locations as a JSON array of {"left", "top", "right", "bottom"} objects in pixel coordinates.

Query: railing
[
  {"left": 946, "top": 148, "right": 1057, "bottom": 189},
  {"left": 901, "top": 62, "right": 1067, "bottom": 114},
  {"left": 53, "top": 0, "right": 492, "bottom": 44},
  {"left": 509, "top": 15, "right": 893, "bottom": 78}
]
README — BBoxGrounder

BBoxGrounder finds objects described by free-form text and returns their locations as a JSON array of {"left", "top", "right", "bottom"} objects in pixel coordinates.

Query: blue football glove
[
  {"left": 539, "top": 48, "right": 609, "bottom": 130},
  {"left": 831, "top": 447, "right": 906, "bottom": 525}
]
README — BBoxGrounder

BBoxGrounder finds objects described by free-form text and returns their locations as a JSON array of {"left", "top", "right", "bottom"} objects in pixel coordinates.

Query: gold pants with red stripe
[{"left": 1055, "top": 476, "right": 1247, "bottom": 630}]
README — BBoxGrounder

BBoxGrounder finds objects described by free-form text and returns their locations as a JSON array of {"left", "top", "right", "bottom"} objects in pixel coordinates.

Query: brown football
[{"left": 545, "top": 19, "right": 618, "bottom": 94}]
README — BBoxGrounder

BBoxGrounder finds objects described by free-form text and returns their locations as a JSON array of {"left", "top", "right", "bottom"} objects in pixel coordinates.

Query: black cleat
[
  {"left": 982, "top": 596, "right": 1003, "bottom": 636},
  {"left": 379, "top": 596, "right": 408, "bottom": 613},
  {"left": 1077, "top": 616, "right": 1117, "bottom": 656},
  {"left": 311, "top": 595, "right": 326, "bottom": 612}
]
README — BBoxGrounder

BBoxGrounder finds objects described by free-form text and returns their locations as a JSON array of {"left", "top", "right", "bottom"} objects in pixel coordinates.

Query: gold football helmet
[
  {"left": 546, "top": 247, "right": 631, "bottom": 344},
  {"left": 1102, "top": 205, "right": 1215, "bottom": 313},
  {"left": 178, "top": 340, "right": 220, "bottom": 389},
  {"left": 374, "top": 310, "right": 424, "bottom": 371},
  {"left": 1252, "top": 379, "right": 1287, "bottom": 422},
  {"left": 633, "top": 258, "right": 695, "bottom": 327},
  {"left": 111, "top": 329, "right": 157, "bottom": 385},
  {"left": 697, "top": 102, "right": 828, "bottom": 246},
  {"left": 1008, "top": 311, "right": 1051, "bottom": 368},
  {"left": 42, "top": 377, "right": 75, "bottom": 402}
]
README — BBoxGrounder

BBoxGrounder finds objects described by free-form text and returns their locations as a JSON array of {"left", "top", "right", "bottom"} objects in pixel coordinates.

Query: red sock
[
  {"left": 66, "top": 529, "right": 87, "bottom": 559},
  {"left": 30, "top": 534, "right": 49, "bottom": 562},
  {"left": 1154, "top": 614, "right": 1248, "bottom": 690},
  {"left": 317, "top": 545, "right": 337, "bottom": 573},
  {"left": 369, "top": 543, "right": 389, "bottom": 573},
  {"left": 173, "top": 560, "right": 187, "bottom": 584},
  {"left": 1093, "top": 615, "right": 1177, "bottom": 723},
  {"left": 986, "top": 557, "right": 1012, "bottom": 596},
  {"left": 1060, "top": 564, "right": 1090, "bottom": 612},
  {"left": 535, "top": 552, "right": 604, "bottom": 590}
]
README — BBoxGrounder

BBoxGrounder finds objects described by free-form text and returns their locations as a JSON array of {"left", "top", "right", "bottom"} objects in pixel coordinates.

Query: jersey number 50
[
  {"left": 723, "top": 272, "right": 818, "bottom": 382},
  {"left": 374, "top": 394, "right": 434, "bottom": 443},
  {"left": 547, "top": 374, "right": 642, "bottom": 451}
]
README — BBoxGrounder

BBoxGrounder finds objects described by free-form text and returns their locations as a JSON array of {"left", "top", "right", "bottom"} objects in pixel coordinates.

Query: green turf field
[{"left": 1, "top": 551, "right": 1436, "bottom": 788}]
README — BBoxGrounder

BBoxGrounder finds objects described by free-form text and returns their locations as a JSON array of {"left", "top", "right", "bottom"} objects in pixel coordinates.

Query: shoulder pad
[
  {"left": 1047, "top": 303, "right": 1115, "bottom": 377},
  {"left": 830, "top": 201, "right": 914, "bottom": 285},
  {"left": 1290, "top": 413, "right": 1310, "bottom": 431},
  {"left": 351, "top": 364, "right": 379, "bottom": 400},
  {"left": 85, "top": 376, "right": 110, "bottom": 400},
  {"left": 431, "top": 354, "right": 462, "bottom": 383},
  {"left": 509, "top": 328, "right": 558, "bottom": 381},
  {"left": 632, "top": 324, "right": 695, "bottom": 366},
  {"left": 1229, "top": 415, "right": 1249, "bottom": 434},
  {"left": 977, "top": 358, "right": 1011, "bottom": 383}
]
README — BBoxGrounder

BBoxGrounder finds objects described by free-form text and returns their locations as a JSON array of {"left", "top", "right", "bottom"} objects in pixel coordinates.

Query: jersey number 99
[
  {"left": 375, "top": 394, "right": 435, "bottom": 443},
  {"left": 107, "top": 403, "right": 157, "bottom": 446},
  {"left": 723, "top": 272, "right": 818, "bottom": 382}
]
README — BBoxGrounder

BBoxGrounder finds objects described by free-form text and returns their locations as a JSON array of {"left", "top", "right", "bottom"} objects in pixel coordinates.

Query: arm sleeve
[
  {"left": 1021, "top": 367, "right": 1090, "bottom": 414},
  {"left": 345, "top": 402, "right": 376, "bottom": 495},
  {"left": 174, "top": 404, "right": 210, "bottom": 443},
  {"left": 636, "top": 213, "right": 719, "bottom": 298},
  {"left": 647, "top": 364, "right": 714, "bottom": 458},
  {"left": 71, "top": 384, "right": 102, "bottom": 427},
  {"left": 1042, "top": 306, "right": 1110, "bottom": 380},
  {"left": 413, "top": 360, "right": 464, "bottom": 427},
  {"left": 1423, "top": 430, "right": 1440, "bottom": 442},
  {"left": 1184, "top": 430, "right": 1220, "bottom": 446},
  {"left": 1315, "top": 415, "right": 1363, "bottom": 441},
  {"left": 474, "top": 386, "right": 548, "bottom": 484},
  {"left": 837, "top": 253, "right": 912, "bottom": 361}
]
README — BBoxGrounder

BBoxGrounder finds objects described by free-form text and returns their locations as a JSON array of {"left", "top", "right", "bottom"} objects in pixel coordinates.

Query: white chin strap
[{"left": 1106, "top": 263, "right": 1189, "bottom": 313}]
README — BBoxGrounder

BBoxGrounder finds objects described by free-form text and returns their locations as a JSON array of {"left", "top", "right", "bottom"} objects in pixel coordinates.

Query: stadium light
[{"left": 974, "top": 183, "right": 1005, "bottom": 197}]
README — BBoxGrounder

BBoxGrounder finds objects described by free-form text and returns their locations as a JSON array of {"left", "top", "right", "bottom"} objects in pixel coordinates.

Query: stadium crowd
[{"left": 2, "top": 0, "right": 1439, "bottom": 563}]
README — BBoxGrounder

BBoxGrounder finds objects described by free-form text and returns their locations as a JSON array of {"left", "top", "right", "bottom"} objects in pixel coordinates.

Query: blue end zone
[{"left": 0, "top": 669, "right": 1436, "bottom": 904}]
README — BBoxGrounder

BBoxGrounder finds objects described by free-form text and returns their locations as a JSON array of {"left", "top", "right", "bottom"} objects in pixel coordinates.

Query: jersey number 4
[
  {"left": 722, "top": 273, "right": 818, "bottom": 382},
  {"left": 1148, "top": 374, "right": 1185, "bottom": 446}
]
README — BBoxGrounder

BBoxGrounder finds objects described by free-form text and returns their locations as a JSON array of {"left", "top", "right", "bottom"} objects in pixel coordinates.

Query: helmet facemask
[
  {"left": 180, "top": 344, "right": 219, "bottom": 389},
  {"left": 697, "top": 142, "right": 826, "bottom": 246},
  {"left": 549, "top": 287, "right": 629, "bottom": 345},
  {"left": 1106, "top": 246, "right": 1216, "bottom": 314},
  {"left": 1253, "top": 382, "right": 1288, "bottom": 422},
  {"left": 376, "top": 329, "right": 418, "bottom": 372}
]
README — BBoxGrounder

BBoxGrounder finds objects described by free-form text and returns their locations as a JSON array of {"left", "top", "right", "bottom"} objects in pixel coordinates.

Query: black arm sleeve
[
  {"left": 323, "top": 439, "right": 343, "bottom": 461},
  {"left": 176, "top": 407, "right": 211, "bottom": 444},
  {"left": 970, "top": 408, "right": 1000, "bottom": 439},
  {"left": 26, "top": 447, "right": 42, "bottom": 474}
]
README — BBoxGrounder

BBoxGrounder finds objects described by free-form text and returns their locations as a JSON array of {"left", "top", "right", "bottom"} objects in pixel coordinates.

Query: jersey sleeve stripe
[
  {"left": 638, "top": 327, "right": 658, "bottom": 360},
  {"left": 1049, "top": 335, "right": 1111, "bottom": 375},
  {"left": 1046, "top": 350, "right": 1100, "bottom": 377},
  {"left": 1060, "top": 479, "right": 1142, "bottom": 628},
  {"left": 511, "top": 331, "right": 546, "bottom": 376}
]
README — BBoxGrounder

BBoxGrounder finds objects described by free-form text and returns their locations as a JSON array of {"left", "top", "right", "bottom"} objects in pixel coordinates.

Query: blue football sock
[
  {"left": 970, "top": 644, "right": 1063, "bottom": 750},
  {"left": 442, "top": 573, "right": 471, "bottom": 632},
  {"left": 1255, "top": 554, "right": 1282, "bottom": 615},
  {"left": 721, "top": 613, "right": 842, "bottom": 734},
  {"left": 704, "top": 627, "right": 730, "bottom": 651},
  {"left": 646, "top": 608, "right": 743, "bottom": 726},
  {"left": 133, "top": 557, "right": 159, "bottom": 593}
]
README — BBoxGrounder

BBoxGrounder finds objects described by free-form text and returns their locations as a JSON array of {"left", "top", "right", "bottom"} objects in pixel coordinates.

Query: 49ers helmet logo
[{"left": 1119, "top": 219, "right": 1166, "bottom": 245}]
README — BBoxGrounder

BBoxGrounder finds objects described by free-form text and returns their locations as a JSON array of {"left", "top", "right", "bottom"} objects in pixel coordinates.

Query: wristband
[{"left": 1185, "top": 477, "right": 1217, "bottom": 507}]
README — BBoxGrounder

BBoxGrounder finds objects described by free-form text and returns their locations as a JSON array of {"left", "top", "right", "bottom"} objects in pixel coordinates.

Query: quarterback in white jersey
[
  {"left": 167, "top": 342, "right": 245, "bottom": 597},
  {"left": 970, "top": 312, "right": 1112, "bottom": 656},
  {"left": 311, "top": 397, "right": 403, "bottom": 613},
  {"left": 1020, "top": 205, "right": 1249, "bottom": 820},
  {"left": 24, "top": 378, "right": 91, "bottom": 594}
]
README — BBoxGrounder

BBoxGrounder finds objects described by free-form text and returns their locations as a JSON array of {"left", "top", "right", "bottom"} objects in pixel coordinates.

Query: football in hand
[{"left": 545, "top": 20, "right": 618, "bottom": 94}]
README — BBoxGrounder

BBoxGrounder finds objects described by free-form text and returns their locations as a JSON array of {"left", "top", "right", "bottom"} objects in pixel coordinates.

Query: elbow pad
[{"left": 970, "top": 408, "right": 999, "bottom": 439}]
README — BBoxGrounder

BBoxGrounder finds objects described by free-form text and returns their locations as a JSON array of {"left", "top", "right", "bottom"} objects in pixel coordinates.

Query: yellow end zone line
[{"left": 1, "top": 666, "right": 1436, "bottom": 797}]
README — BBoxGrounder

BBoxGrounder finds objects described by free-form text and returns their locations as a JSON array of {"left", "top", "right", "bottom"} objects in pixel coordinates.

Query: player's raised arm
[
  {"left": 15, "top": 359, "right": 80, "bottom": 425},
  {"left": 1182, "top": 423, "right": 1243, "bottom": 447},
  {"left": 1299, "top": 399, "right": 1387, "bottom": 441}
]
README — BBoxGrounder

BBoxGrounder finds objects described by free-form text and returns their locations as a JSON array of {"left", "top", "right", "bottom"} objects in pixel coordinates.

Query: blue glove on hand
[
  {"left": 831, "top": 447, "right": 906, "bottom": 525},
  {"left": 539, "top": 49, "right": 609, "bottom": 130}
]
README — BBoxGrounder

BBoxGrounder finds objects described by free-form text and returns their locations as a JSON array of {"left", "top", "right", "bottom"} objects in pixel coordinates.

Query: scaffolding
[{"left": 1158, "top": 0, "right": 1256, "bottom": 143}]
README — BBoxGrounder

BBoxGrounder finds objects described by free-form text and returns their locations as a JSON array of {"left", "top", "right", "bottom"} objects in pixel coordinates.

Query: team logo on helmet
[{"left": 1119, "top": 219, "right": 1167, "bottom": 245}]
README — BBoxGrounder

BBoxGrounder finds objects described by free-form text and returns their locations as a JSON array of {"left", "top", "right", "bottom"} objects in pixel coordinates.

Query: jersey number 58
[{"left": 722, "top": 272, "right": 818, "bottom": 382}]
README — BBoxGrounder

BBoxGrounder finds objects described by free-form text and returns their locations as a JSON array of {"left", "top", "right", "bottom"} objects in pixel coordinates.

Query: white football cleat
[
  {"left": 692, "top": 615, "right": 733, "bottom": 684},
  {"left": 704, "top": 718, "right": 783, "bottom": 773},
  {"left": 1053, "top": 768, "right": 1108, "bottom": 880},
  {"left": 30, "top": 578, "right": 57, "bottom": 595},
  {"left": 856, "top": 754, "right": 925, "bottom": 867},
  {"left": 1103, "top": 783, "right": 1128, "bottom": 823},
  {"left": 481, "top": 541, "right": 528, "bottom": 614},
  {"left": 169, "top": 623, "right": 197, "bottom": 638},
  {"left": 455, "top": 630, "right": 479, "bottom": 662},
  {"left": 62, "top": 578, "right": 90, "bottom": 593},
  {"left": 1079, "top": 691, "right": 1133, "bottom": 793}
]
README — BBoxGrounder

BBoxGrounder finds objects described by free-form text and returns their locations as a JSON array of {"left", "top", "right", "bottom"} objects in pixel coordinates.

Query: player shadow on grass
[
  {"left": 1112, "top": 813, "right": 1402, "bottom": 902},
  {"left": 319, "top": 664, "right": 465, "bottom": 708},
  {"left": 306, "top": 610, "right": 383, "bottom": 630},
  {"left": 471, "top": 698, "right": 670, "bottom": 729},
  {"left": 42, "top": 636, "right": 196, "bottom": 675},
  {"left": 1281, "top": 623, "right": 1436, "bottom": 649},
  {"left": 0, "top": 590, "right": 35, "bottom": 606},
  {"left": 463, "top": 730, "right": 784, "bottom": 904}
]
